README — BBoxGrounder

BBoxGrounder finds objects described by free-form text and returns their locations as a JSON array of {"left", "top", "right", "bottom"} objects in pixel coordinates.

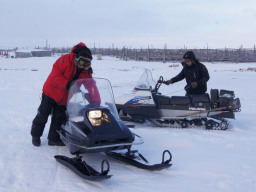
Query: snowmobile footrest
[
  {"left": 54, "top": 155, "right": 112, "bottom": 180},
  {"left": 106, "top": 150, "right": 172, "bottom": 171}
]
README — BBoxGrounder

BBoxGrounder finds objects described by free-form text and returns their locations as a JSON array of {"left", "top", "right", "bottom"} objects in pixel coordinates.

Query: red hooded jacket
[{"left": 42, "top": 42, "right": 100, "bottom": 105}]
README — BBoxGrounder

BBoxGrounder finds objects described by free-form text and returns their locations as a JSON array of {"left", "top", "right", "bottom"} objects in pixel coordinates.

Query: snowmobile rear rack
[
  {"left": 106, "top": 149, "right": 172, "bottom": 171},
  {"left": 54, "top": 155, "right": 112, "bottom": 180}
]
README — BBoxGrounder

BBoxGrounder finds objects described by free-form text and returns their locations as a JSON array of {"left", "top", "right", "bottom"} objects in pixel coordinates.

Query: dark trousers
[{"left": 31, "top": 93, "right": 66, "bottom": 141}]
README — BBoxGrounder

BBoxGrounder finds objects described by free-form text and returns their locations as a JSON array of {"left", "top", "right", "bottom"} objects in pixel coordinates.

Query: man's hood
[{"left": 69, "top": 42, "right": 88, "bottom": 63}]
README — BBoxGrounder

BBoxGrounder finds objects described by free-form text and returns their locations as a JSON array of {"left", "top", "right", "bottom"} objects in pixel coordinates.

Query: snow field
[{"left": 0, "top": 56, "right": 255, "bottom": 192}]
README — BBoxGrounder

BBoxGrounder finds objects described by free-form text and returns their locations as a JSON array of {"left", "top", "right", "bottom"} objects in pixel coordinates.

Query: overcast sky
[{"left": 0, "top": 0, "right": 256, "bottom": 49}]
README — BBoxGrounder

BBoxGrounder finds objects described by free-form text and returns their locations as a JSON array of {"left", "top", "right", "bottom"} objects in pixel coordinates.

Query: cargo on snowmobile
[
  {"left": 115, "top": 69, "right": 241, "bottom": 130},
  {"left": 54, "top": 78, "right": 172, "bottom": 181}
]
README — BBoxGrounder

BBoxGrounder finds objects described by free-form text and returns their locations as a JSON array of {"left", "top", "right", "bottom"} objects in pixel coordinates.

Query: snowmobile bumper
[{"left": 58, "top": 129, "right": 144, "bottom": 152}]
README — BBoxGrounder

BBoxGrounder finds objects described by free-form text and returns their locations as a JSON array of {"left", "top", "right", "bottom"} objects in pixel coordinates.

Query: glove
[
  {"left": 191, "top": 81, "right": 198, "bottom": 88},
  {"left": 163, "top": 79, "right": 172, "bottom": 85},
  {"left": 66, "top": 80, "right": 74, "bottom": 90}
]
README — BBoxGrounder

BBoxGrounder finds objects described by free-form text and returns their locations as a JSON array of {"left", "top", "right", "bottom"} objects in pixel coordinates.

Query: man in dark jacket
[
  {"left": 164, "top": 50, "right": 210, "bottom": 95},
  {"left": 31, "top": 42, "right": 100, "bottom": 147}
]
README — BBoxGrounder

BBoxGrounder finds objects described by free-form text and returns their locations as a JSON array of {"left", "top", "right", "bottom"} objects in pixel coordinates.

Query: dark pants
[
  {"left": 185, "top": 84, "right": 207, "bottom": 95},
  {"left": 31, "top": 93, "right": 66, "bottom": 141}
]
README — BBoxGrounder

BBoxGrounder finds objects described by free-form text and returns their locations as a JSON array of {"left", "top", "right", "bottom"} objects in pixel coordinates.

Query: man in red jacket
[{"left": 31, "top": 42, "right": 100, "bottom": 147}]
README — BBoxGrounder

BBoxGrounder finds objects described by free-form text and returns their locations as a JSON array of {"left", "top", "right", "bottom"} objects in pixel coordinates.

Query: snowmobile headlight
[
  {"left": 88, "top": 110, "right": 102, "bottom": 119},
  {"left": 87, "top": 110, "right": 111, "bottom": 126}
]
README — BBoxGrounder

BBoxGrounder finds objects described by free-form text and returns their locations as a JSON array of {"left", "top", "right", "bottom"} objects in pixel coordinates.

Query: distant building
[
  {"left": 31, "top": 50, "right": 52, "bottom": 57},
  {"left": 15, "top": 50, "right": 33, "bottom": 58},
  {"left": 15, "top": 49, "right": 52, "bottom": 58}
]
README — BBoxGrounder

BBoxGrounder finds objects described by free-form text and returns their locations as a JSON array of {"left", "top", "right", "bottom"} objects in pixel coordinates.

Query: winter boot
[
  {"left": 48, "top": 139, "right": 65, "bottom": 146},
  {"left": 32, "top": 136, "right": 41, "bottom": 147}
]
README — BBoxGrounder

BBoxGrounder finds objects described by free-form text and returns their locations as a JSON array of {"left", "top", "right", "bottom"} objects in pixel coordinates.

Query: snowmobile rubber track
[
  {"left": 54, "top": 155, "right": 112, "bottom": 180},
  {"left": 148, "top": 118, "right": 229, "bottom": 130},
  {"left": 106, "top": 150, "right": 172, "bottom": 171}
]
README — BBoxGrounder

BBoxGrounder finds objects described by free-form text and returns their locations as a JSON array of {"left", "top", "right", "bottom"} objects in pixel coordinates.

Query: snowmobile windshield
[
  {"left": 67, "top": 78, "right": 119, "bottom": 120},
  {"left": 135, "top": 69, "right": 156, "bottom": 90}
]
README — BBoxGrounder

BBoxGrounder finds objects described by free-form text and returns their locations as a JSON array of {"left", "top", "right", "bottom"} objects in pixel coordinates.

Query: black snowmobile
[
  {"left": 54, "top": 78, "right": 172, "bottom": 181},
  {"left": 115, "top": 69, "right": 241, "bottom": 130}
]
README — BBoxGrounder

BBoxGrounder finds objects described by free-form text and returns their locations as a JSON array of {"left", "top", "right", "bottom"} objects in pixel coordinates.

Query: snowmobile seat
[
  {"left": 170, "top": 96, "right": 190, "bottom": 105},
  {"left": 191, "top": 93, "right": 210, "bottom": 108},
  {"left": 154, "top": 94, "right": 171, "bottom": 105},
  {"left": 191, "top": 93, "right": 210, "bottom": 103}
]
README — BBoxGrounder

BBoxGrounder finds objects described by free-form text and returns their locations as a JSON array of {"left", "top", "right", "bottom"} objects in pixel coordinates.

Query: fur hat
[
  {"left": 78, "top": 49, "right": 92, "bottom": 60},
  {"left": 73, "top": 45, "right": 92, "bottom": 59},
  {"left": 183, "top": 50, "right": 197, "bottom": 62}
]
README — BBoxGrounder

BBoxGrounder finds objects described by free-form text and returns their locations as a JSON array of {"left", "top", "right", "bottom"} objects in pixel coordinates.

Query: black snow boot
[
  {"left": 32, "top": 136, "right": 41, "bottom": 147},
  {"left": 48, "top": 139, "right": 65, "bottom": 146}
]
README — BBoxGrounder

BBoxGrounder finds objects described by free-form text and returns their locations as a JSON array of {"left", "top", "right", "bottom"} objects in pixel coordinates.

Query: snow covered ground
[{"left": 0, "top": 55, "right": 255, "bottom": 192}]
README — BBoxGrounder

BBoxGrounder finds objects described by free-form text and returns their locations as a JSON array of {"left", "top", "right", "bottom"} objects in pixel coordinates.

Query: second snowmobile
[
  {"left": 115, "top": 69, "right": 241, "bottom": 130},
  {"left": 54, "top": 78, "right": 172, "bottom": 181}
]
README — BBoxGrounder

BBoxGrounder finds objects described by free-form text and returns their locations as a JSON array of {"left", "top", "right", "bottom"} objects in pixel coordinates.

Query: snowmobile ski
[
  {"left": 54, "top": 155, "right": 112, "bottom": 180},
  {"left": 106, "top": 149, "right": 172, "bottom": 171}
]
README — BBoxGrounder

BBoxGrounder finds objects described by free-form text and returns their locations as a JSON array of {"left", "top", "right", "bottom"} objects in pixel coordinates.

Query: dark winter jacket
[
  {"left": 171, "top": 62, "right": 210, "bottom": 94},
  {"left": 42, "top": 42, "right": 100, "bottom": 105}
]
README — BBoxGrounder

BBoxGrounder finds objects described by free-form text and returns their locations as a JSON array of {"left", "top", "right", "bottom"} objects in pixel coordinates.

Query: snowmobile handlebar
[{"left": 153, "top": 76, "right": 164, "bottom": 93}]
